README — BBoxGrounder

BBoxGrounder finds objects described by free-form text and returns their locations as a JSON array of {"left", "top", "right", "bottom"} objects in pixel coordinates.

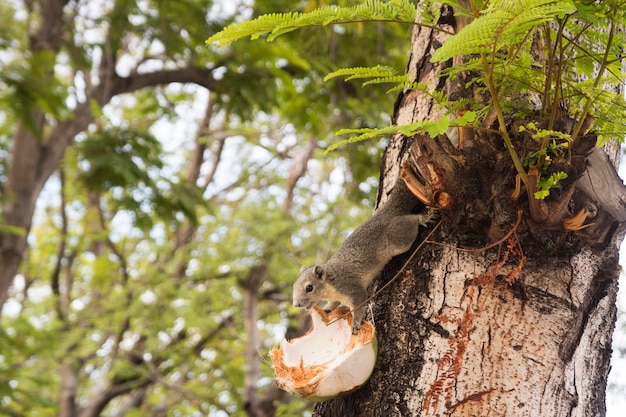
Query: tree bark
[
  {"left": 314, "top": 4, "right": 624, "bottom": 417},
  {"left": 59, "top": 363, "right": 78, "bottom": 417}
]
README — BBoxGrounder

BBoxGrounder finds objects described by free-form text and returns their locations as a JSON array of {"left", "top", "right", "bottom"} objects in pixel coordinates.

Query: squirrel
[{"left": 293, "top": 177, "right": 436, "bottom": 334}]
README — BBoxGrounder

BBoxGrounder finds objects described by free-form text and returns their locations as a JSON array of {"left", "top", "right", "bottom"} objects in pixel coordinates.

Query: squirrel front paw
[
  {"left": 351, "top": 321, "right": 361, "bottom": 335},
  {"left": 419, "top": 210, "right": 439, "bottom": 227},
  {"left": 351, "top": 309, "right": 365, "bottom": 334}
]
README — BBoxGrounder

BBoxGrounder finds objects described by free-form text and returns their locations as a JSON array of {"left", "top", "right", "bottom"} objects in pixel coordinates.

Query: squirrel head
[{"left": 293, "top": 265, "right": 328, "bottom": 309}]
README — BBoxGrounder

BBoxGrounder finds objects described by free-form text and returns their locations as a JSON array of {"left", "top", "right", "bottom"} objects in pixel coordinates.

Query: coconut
[{"left": 270, "top": 306, "right": 377, "bottom": 401}]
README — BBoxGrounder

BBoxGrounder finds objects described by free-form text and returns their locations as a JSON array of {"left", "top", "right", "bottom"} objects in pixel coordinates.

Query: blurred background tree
[{"left": 0, "top": 0, "right": 411, "bottom": 415}]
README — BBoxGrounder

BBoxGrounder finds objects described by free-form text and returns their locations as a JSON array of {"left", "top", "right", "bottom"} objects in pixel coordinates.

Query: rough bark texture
[{"left": 314, "top": 4, "right": 624, "bottom": 417}]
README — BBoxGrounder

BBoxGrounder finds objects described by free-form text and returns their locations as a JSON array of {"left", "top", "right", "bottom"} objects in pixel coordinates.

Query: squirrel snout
[{"left": 294, "top": 299, "right": 315, "bottom": 310}]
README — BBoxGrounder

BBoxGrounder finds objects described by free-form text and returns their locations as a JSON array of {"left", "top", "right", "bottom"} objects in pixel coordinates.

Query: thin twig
[{"left": 425, "top": 209, "right": 522, "bottom": 254}]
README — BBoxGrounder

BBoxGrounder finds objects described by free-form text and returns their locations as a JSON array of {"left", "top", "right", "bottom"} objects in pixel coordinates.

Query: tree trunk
[
  {"left": 314, "top": 5, "right": 624, "bottom": 417},
  {"left": 59, "top": 363, "right": 78, "bottom": 417},
  {"left": 242, "top": 264, "right": 267, "bottom": 417}
]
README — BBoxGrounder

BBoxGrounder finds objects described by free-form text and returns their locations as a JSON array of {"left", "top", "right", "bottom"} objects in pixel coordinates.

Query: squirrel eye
[{"left": 305, "top": 284, "right": 313, "bottom": 293}]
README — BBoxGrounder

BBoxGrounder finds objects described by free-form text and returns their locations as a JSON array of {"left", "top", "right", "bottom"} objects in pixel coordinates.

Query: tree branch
[
  {"left": 282, "top": 135, "right": 317, "bottom": 214},
  {"left": 50, "top": 167, "right": 68, "bottom": 319},
  {"left": 58, "top": 363, "right": 79, "bottom": 417},
  {"left": 109, "top": 66, "right": 217, "bottom": 99},
  {"left": 78, "top": 378, "right": 153, "bottom": 417},
  {"left": 29, "top": 0, "right": 69, "bottom": 52},
  {"left": 240, "top": 264, "right": 269, "bottom": 417}
]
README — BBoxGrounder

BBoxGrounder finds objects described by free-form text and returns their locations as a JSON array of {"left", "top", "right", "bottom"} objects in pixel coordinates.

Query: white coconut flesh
[{"left": 270, "top": 306, "right": 377, "bottom": 400}]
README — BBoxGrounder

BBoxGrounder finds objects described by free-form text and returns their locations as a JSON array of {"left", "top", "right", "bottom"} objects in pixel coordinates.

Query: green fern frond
[
  {"left": 324, "top": 65, "right": 410, "bottom": 87},
  {"left": 568, "top": 80, "right": 626, "bottom": 141},
  {"left": 327, "top": 111, "right": 477, "bottom": 151},
  {"left": 206, "top": 0, "right": 417, "bottom": 47},
  {"left": 362, "top": 75, "right": 411, "bottom": 86},
  {"left": 432, "top": 0, "right": 576, "bottom": 62},
  {"left": 328, "top": 125, "right": 402, "bottom": 151},
  {"left": 384, "top": 80, "right": 433, "bottom": 95},
  {"left": 324, "top": 65, "right": 397, "bottom": 82},
  {"left": 206, "top": 13, "right": 299, "bottom": 46}
]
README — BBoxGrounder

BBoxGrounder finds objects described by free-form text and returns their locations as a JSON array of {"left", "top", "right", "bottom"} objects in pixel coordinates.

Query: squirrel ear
[
  {"left": 300, "top": 265, "right": 307, "bottom": 273},
  {"left": 314, "top": 265, "right": 325, "bottom": 280}
]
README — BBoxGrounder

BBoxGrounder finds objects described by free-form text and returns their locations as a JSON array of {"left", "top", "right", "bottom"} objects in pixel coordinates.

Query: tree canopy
[{"left": 0, "top": 0, "right": 412, "bottom": 415}]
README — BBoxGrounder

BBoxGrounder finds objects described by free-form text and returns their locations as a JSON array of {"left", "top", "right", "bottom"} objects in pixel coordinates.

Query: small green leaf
[
  {"left": 535, "top": 171, "right": 568, "bottom": 200},
  {"left": 424, "top": 117, "right": 450, "bottom": 137},
  {"left": 457, "top": 110, "right": 477, "bottom": 125}
]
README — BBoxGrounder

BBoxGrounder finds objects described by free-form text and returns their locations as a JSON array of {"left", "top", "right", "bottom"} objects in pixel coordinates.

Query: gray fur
[{"left": 293, "top": 179, "right": 436, "bottom": 334}]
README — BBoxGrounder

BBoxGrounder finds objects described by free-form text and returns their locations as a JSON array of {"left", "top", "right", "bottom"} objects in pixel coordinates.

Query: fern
[
  {"left": 206, "top": 0, "right": 418, "bottom": 47},
  {"left": 324, "top": 65, "right": 412, "bottom": 89},
  {"left": 324, "top": 65, "right": 398, "bottom": 82},
  {"left": 431, "top": 0, "right": 576, "bottom": 63},
  {"left": 362, "top": 76, "right": 412, "bottom": 86},
  {"left": 327, "top": 111, "right": 476, "bottom": 151},
  {"left": 571, "top": 83, "right": 626, "bottom": 143},
  {"left": 207, "top": 0, "right": 626, "bottom": 193}
]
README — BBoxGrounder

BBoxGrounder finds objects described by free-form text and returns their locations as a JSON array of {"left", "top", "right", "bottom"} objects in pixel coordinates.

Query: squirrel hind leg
[{"left": 385, "top": 214, "right": 427, "bottom": 254}]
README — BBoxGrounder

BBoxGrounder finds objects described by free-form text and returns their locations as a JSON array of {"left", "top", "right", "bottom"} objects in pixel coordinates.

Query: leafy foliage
[
  {"left": 76, "top": 126, "right": 205, "bottom": 228},
  {"left": 324, "top": 65, "right": 413, "bottom": 89},
  {"left": 431, "top": 0, "right": 576, "bottom": 62},
  {"left": 206, "top": 0, "right": 417, "bottom": 46},
  {"left": 430, "top": 0, "right": 625, "bottom": 195},
  {"left": 325, "top": 65, "right": 399, "bottom": 82},
  {"left": 534, "top": 171, "right": 568, "bottom": 199},
  {"left": 207, "top": 0, "right": 626, "bottom": 195},
  {"left": 330, "top": 110, "right": 476, "bottom": 151},
  {"left": 0, "top": 0, "right": 405, "bottom": 415},
  {"left": 432, "top": 0, "right": 626, "bottom": 141},
  {"left": 0, "top": 50, "right": 71, "bottom": 137}
]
